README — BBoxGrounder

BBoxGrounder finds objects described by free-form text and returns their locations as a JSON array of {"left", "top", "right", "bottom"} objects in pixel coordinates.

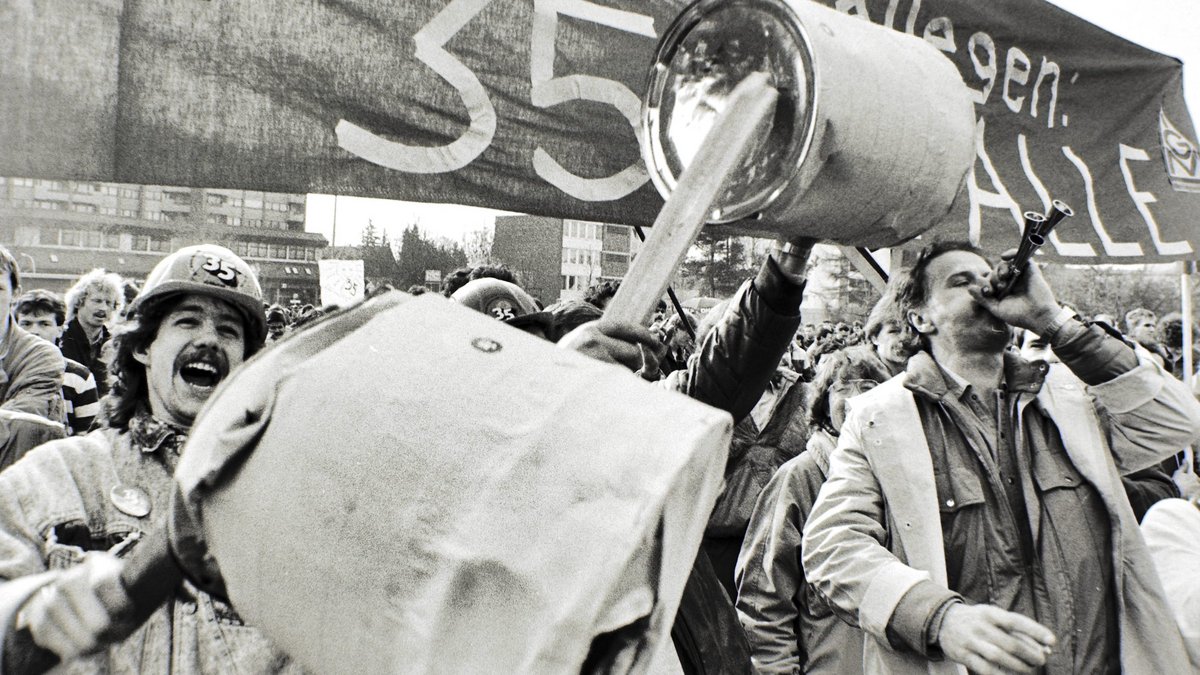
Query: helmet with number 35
[{"left": 131, "top": 244, "right": 267, "bottom": 344}]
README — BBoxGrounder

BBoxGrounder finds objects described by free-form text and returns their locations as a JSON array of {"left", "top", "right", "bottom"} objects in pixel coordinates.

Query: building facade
[
  {"left": 492, "top": 215, "right": 641, "bottom": 304},
  {"left": 0, "top": 178, "right": 327, "bottom": 304}
]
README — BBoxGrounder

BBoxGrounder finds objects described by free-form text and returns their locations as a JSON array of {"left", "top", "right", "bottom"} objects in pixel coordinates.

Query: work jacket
[
  {"left": 803, "top": 346, "right": 1200, "bottom": 675},
  {"left": 0, "top": 323, "right": 63, "bottom": 421},
  {"left": 0, "top": 419, "right": 302, "bottom": 674}
]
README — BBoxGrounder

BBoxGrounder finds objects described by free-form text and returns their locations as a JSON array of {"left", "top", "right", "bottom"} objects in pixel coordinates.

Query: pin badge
[{"left": 110, "top": 485, "right": 151, "bottom": 518}]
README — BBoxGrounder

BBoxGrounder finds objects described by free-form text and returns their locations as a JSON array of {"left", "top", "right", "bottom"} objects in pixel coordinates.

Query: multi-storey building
[
  {"left": 0, "top": 178, "right": 327, "bottom": 304},
  {"left": 492, "top": 215, "right": 641, "bottom": 305}
]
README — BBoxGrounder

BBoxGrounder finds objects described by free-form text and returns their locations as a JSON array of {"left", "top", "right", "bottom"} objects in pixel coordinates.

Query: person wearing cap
[
  {"left": 0, "top": 244, "right": 301, "bottom": 673},
  {"left": 265, "top": 305, "right": 289, "bottom": 345}
]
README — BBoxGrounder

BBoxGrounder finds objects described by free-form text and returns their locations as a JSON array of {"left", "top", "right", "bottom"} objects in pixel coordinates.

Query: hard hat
[
  {"left": 450, "top": 278, "right": 554, "bottom": 337},
  {"left": 131, "top": 245, "right": 266, "bottom": 343}
]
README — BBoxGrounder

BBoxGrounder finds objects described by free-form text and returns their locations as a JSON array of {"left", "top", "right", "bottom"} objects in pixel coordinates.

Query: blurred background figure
[{"left": 735, "top": 347, "right": 889, "bottom": 674}]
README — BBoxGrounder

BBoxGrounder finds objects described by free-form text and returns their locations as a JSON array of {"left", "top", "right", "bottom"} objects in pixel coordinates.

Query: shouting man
[{"left": 0, "top": 245, "right": 300, "bottom": 673}]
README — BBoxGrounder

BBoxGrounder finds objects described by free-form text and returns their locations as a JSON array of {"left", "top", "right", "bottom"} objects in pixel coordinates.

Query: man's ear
[
  {"left": 132, "top": 343, "right": 150, "bottom": 367},
  {"left": 908, "top": 308, "right": 935, "bottom": 336}
]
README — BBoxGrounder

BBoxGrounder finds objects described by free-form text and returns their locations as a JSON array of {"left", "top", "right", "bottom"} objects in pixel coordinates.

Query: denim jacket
[{"left": 0, "top": 417, "right": 303, "bottom": 674}]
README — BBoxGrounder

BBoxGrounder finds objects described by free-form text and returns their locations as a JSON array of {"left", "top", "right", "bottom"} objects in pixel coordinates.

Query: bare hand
[
  {"left": 558, "top": 319, "right": 665, "bottom": 373},
  {"left": 18, "top": 553, "right": 136, "bottom": 660},
  {"left": 937, "top": 604, "right": 1056, "bottom": 675},
  {"left": 971, "top": 249, "right": 1061, "bottom": 333}
]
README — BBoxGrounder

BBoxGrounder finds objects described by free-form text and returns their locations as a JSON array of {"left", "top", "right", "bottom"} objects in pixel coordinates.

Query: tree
[
  {"left": 463, "top": 226, "right": 495, "bottom": 266},
  {"left": 1041, "top": 263, "right": 1178, "bottom": 323},
  {"left": 679, "top": 233, "right": 759, "bottom": 297},
  {"left": 361, "top": 220, "right": 379, "bottom": 248},
  {"left": 395, "top": 225, "right": 469, "bottom": 288}
]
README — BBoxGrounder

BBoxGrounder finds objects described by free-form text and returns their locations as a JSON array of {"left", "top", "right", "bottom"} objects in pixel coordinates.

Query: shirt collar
[
  {"left": 128, "top": 408, "right": 189, "bottom": 457},
  {"left": 905, "top": 349, "right": 1047, "bottom": 400}
]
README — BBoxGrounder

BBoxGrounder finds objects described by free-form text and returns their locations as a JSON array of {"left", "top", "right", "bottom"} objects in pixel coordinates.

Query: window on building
[
  {"left": 244, "top": 197, "right": 263, "bottom": 210},
  {"left": 103, "top": 185, "right": 119, "bottom": 196},
  {"left": 119, "top": 187, "right": 139, "bottom": 199},
  {"left": 100, "top": 206, "right": 117, "bottom": 215},
  {"left": 305, "top": 248, "right": 315, "bottom": 261},
  {"left": 132, "top": 235, "right": 149, "bottom": 251},
  {"left": 70, "top": 203, "right": 98, "bottom": 213},
  {"left": 206, "top": 193, "right": 227, "bottom": 206},
  {"left": 119, "top": 209, "right": 138, "bottom": 218},
  {"left": 61, "top": 230, "right": 80, "bottom": 246},
  {"left": 104, "top": 232, "right": 121, "bottom": 250},
  {"left": 207, "top": 213, "right": 228, "bottom": 225},
  {"left": 161, "top": 211, "right": 189, "bottom": 223},
  {"left": 164, "top": 190, "right": 190, "bottom": 205},
  {"left": 11, "top": 178, "right": 34, "bottom": 187},
  {"left": 34, "top": 200, "right": 65, "bottom": 210},
  {"left": 150, "top": 236, "right": 170, "bottom": 253}
]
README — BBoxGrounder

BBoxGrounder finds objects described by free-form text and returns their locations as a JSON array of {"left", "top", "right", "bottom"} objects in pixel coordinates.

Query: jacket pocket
[{"left": 1031, "top": 448, "right": 1086, "bottom": 493}]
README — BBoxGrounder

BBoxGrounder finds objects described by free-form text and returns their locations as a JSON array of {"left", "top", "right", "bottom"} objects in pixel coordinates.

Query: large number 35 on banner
[{"left": 334, "top": 0, "right": 656, "bottom": 202}]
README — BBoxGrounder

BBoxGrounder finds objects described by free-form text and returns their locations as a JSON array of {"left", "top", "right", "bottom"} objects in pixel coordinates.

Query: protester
[
  {"left": 0, "top": 249, "right": 65, "bottom": 424},
  {"left": 578, "top": 236, "right": 818, "bottom": 674},
  {"left": 656, "top": 310, "right": 698, "bottom": 376},
  {"left": 863, "top": 293, "right": 919, "bottom": 377},
  {"left": 1018, "top": 323, "right": 1180, "bottom": 521},
  {"left": 264, "top": 305, "right": 289, "bottom": 345},
  {"left": 735, "top": 347, "right": 890, "bottom": 673},
  {"left": 0, "top": 244, "right": 301, "bottom": 673},
  {"left": 583, "top": 279, "right": 621, "bottom": 311},
  {"left": 441, "top": 267, "right": 472, "bottom": 297},
  {"left": 61, "top": 269, "right": 124, "bottom": 397},
  {"left": 544, "top": 299, "right": 603, "bottom": 343},
  {"left": 1125, "top": 307, "right": 1171, "bottom": 366},
  {"left": 803, "top": 241, "right": 1200, "bottom": 673},
  {"left": 13, "top": 289, "right": 101, "bottom": 435},
  {"left": 466, "top": 264, "right": 519, "bottom": 286}
]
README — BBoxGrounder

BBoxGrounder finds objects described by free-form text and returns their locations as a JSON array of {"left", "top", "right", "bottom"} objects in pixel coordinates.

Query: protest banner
[{"left": 2, "top": 0, "right": 1198, "bottom": 260}]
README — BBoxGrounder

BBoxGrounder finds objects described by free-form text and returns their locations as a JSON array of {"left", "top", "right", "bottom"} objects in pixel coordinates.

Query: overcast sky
[{"left": 305, "top": 0, "right": 1200, "bottom": 248}]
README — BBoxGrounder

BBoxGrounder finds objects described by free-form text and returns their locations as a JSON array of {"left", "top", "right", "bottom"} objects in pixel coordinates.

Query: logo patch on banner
[{"left": 1160, "top": 111, "right": 1200, "bottom": 193}]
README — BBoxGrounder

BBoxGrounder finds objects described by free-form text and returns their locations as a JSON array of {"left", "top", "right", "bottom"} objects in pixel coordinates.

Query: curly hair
[
  {"left": 103, "top": 294, "right": 264, "bottom": 431},
  {"left": 65, "top": 269, "right": 125, "bottom": 324},
  {"left": 806, "top": 346, "right": 891, "bottom": 435}
]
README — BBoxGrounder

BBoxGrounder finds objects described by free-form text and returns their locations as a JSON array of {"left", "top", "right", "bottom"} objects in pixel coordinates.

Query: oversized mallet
[{"left": 603, "top": 71, "right": 778, "bottom": 326}]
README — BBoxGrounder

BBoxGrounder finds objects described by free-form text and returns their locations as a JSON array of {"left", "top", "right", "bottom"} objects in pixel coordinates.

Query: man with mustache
[
  {"left": 0, "top": 244, "right": 301, "bottom": 673},
  {"left": 803, "top": 241, "right": 1200, "bottom": 674},
  {"left": 61, "top": 269, "right": 125, "bottom": 397}
]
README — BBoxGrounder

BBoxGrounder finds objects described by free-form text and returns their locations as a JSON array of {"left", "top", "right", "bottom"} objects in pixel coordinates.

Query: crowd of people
[{"left": 0, "top": 236, "right": 1197, "bottom": 674}]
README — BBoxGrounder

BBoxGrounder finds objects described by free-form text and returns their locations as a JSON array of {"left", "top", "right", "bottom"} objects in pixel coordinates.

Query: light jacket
[
  {"left": 802, "top": 347, "right": 1200, "bottom": 674},
  {"left": 736, "top": 429, "right": 865, "bottom": 674},
  {"left": 0, "top": 424, "right": 302, "bottom": 674}
]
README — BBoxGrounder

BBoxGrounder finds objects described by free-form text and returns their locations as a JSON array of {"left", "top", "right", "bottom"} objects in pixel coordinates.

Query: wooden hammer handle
[{"left": 603, "top": 72, "right": 778, "bottom": 327}]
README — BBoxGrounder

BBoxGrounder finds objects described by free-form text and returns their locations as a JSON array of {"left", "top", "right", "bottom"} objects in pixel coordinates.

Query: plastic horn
[
  {"left": 993, "top": 211, "right": 1047, "bottom": 299},
  {"left": 1038, "top": 199, "right": 1074, "bottom": 238}
]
